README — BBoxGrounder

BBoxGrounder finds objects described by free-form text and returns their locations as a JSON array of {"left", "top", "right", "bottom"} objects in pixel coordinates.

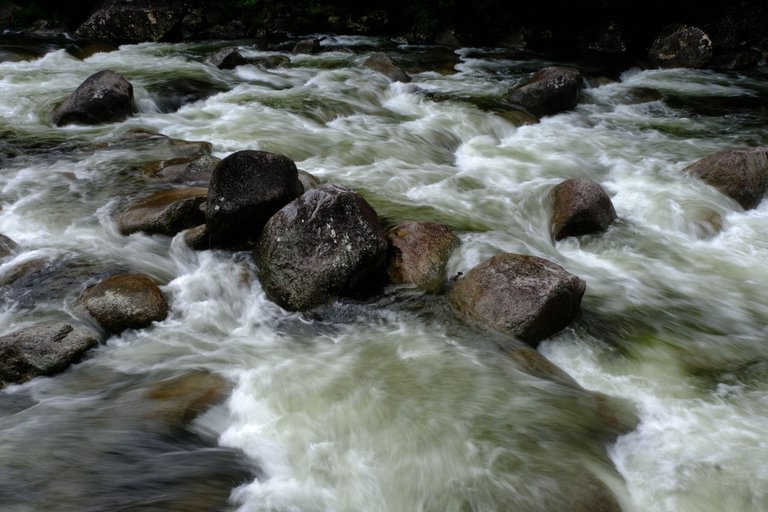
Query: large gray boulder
[
  {"left": 0, "top": 323, "right": 101, "bottom": 388},
  {"left": 363, "top": 52, "right": 411, "bottom": 83},
  {"left": 386, "top": 221, "right": 459, "bottom": 293},
  {"left": 505, "top": 66, "right": 583, "bottom": 118},
  {"left": 254, "top": 184, "right": 389, "bottom": 311},
  {"left": 649, "top": 25, "right": 713, "bottom": 69},
  {"left": 78, "top": 274, "right": 169, "bottom": 334},
  {"left": 52, "top": 70, "right": 135, "bottom": 126},
  {"left": 448, "top": 253, "right": 586, "bottom": 346},
  {"left": 205, "top": 150, "right": 303, "bottom": 249},
  {"left": 75, "top": 0, "right": 186, "bottom": 44},
  {"left": 551, "top": 178, "right": 617, "bottom": 241},
  {"left": 117, "top": 188, "right": 208, "bottom": 236},
  {"left": 684, "top": 148, "right": 768, "bottom": 209}
]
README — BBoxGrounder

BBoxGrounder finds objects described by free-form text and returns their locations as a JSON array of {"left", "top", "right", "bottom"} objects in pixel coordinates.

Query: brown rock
[
  {"left": 78, "top": 274, "right": 169, "bottom": 334},
  {"left": 684, "top": 147, "right": 768, "bottom": 209},
  {"left": 505, "top": 66, "right": 583, "bottom": 118},
  {"left": 144, "top": 371, "right": 231, "bottom": 428},
  {"left": 363, "top": 52, "right": 411, "bottom": 83},
  {"left": 117, "top": 188, "right": 208, "bottom": 236},
  {"left": 551, "top": 178, "right": 617, "bottom": 241},
  {"left": 183, "top": 224, "right": 209, "bottom": 250},
  {"left": 387, "top": 221, "right": 459, "bottom": 293}
]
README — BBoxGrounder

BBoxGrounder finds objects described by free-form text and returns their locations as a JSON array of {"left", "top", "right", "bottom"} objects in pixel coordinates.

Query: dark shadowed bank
[{"left": 1, "top": 0, "right": 767, "bottom": 61}]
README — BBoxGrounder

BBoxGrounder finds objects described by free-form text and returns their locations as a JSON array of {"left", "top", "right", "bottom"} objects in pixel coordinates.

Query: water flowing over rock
[
  {"left": 156, "top": 155, "right": 221, "bottom": 185},
  {"left": 684, "top": 147, "right": 768, "bottom": 209},
  {"left": 205, "top": 150, "right": 303, "bottom": 249},
  {"left": 448, "top": 253, "right": 586, "bottom": 345},
  {"left": 183, "top": 224, "right": 209, "bottom": 250},
  {"left": 362, "top": 52, "right": 411, "bottom": 83},
  {"left": 551, "top": 178, "right": 617, "bottom": 241},
  {"left": 255, "top": 184, "right": 389, "bottom": 311},
  {"left": 293, "top": 38, "right": 321, "bottom": 54},
  {"left": 386, "top": 221, "right": 459, "bottom": 293},
  {"left": 116, "top": 187, "right": 208, "bottom": 236},
  {"left": 505, "top": 66, "right": 583, "bottom": 118},
  {"left": 74, "top": 0, "right": 186, "bottom": 44},
  {"left": 0, "top": 234, "right": 18, "bottom": 259},
  {"left": 649, "top": 25, "right": 713, "bottom": 69},
  {"left": 52, "top": 70, "right": 135, "bottom": 126},
  {"left": 78, "top": 274, "right": 169, "bottom": 334},
  {"left": 0, "top": 322, "right": 101, "bottom": 388},
  {"left": 209, "top": 48, "right": 248, "bottom": 70}
]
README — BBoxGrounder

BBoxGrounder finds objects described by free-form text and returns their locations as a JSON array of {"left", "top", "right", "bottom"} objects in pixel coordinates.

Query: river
[{"left": 0, "top": 33, "right": 767, "bottom": 512}]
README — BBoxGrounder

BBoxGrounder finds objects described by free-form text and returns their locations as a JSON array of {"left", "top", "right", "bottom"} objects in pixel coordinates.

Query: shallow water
[{"left": 1, "top": 33, "right": 768, "bottom": 511}]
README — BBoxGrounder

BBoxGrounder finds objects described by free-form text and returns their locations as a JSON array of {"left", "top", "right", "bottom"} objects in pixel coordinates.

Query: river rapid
[{"left": 0, "top": 34, "right": 768, "bottom": 512}]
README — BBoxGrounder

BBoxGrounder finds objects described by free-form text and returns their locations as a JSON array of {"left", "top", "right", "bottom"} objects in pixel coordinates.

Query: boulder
[
  {"left": 363, "top": 52, "right": 411, "bottom": 83},
  {"left": 78, "top": 274, "right": 169, "bottom": 334},
  {"left": 254, "top": 184, "right": 389, "bottom": 311},
  {"left": 209, "top": 48, "right": 248, "bottom": 70},
  {"left": 0, "top": 234, "right": 18, "bottom": 259},
  {"left": 298, "top": 170, "right": 321, "bottom": 192},
  {"left": 386, "top": 221, "right": 460, "bottom": 293},
  {"left": 448, "top": 253, "right": 586, "bottom": 345},
  {"left": 156, "top": 155, "right": 221, "bottom": 185},
  {"left": 116, "top": 187, "right": 208, "bottom": 236},
  {"left": 205, "top": 150, "right": 303, "bottom": 249},
  {"left": 52, "top": 70, "right": 135, "bottom": 126},
  {"left": 183, "top": 224, "right": 209, "bottom": 250},
  {"left": 144, "top": 371, "right": 231, "bottom": 428},
  {"left": 684, "top": 147, "right": 768, "bottom": 209},
  {"left": 649, "top": 25, "right": 713, "bottom": 69},
  {"left": 292, "top": 38, "right": 320, "bottom": 54},
  {"left": 74, "top": 0, "right": 186, "bottom": 44},
  {"left": 551, "top": 178, "right": 617, "bottom": 241},
  {"left": 0, "top": 322, "right": 101, "bottom": 388},
  {"left": 505, "top": 66, "right": 583, "bottom": 118}
]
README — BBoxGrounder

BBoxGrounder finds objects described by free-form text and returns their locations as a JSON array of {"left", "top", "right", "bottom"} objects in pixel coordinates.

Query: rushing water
[{"left": 1, "top": 33, "right": 768, "bottom": 512}]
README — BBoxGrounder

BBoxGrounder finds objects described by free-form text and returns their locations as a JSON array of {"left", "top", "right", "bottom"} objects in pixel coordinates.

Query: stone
[
  {"left": 156, "top": 155, "right": 221, "bottom": 185},
  {"left": 292, "top": 38, "right": 320, "bottom": 54},
  {"left": 0, "top": 323, "right": 101, "bottom": 388},
  {"left": 205, "top": 150, "right": 302, "bottom": 249},
  {"left": 209, "top": 48, "right": 248, "bottom": 70},
  {"left": 649, "top": 25, "right": 713, "bottom": 69},
  {"left": 52, "top": 70, "right": 135, "bottom": 126},
  {"left": 78, "top": 274, "right": 169, "bottom": 334},
  {"left": 183, "top": 224, "right": 209, "bottom": 250},
  {"left": 254, "top": 184, "right": 389, "bottom": 311},
  {"left": 684, "top": 147, "right": 768, "bottom": 209},
  {"left": 363, "top": 52, "right": 411, "bottom": 83},
  {"left": 448, "top": 253, "right": 586, "bottom": 345},
  {"left": 116, "top": 187, "right": 208, "bottom": 236},
  {"left": 250, "top": 55, "right": 291, "bottom": 69},
  {"left": 298, "top": 170, "right": 321, "bottom": 192},
  {"left": 551, "top": 178, "right": 617, "bottom": 241},
  {"left": 143, "top": 371, "right": 230, "bottom": 428},
  {"left": 0, "top": 234, "right": 18, "bottom": 259},
  {"left": 386, "top": 221, "right": 459, "bottom": 293},
  {"left": 74, "top": 0, "right": 186, "bottom": 44},
  {"left": 505, "top": 66, "right": 582, "bottom": 118}
]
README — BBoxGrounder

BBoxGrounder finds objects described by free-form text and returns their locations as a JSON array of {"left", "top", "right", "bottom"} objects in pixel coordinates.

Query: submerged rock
[
  {"left": 684, "top": 147, "right": 768, "bottom": 209},
  {"left": 293, "top": 38, "right": 321, "bottom": 54},
  {"left": 505, "top": 66, "right": 583, "bottom": 118},
  {"left": 74, "top": 0, "right": 186, "bottom": 44},
  {"left": 0, "top": 322, "right": 101, "bottom": 388},
  {"left": 386, "top": 221, "right": 459, "bottom": 293},
  {"left": 0, "top": 234, "right": 18, "bottom": 259},
  {"left": 209, "top": 48, "right": 248, "bottom": 69},
  {"left": 117, "top": 187, "right": 208, "bottom": 236},
  {"left": 363, "top": 52, "right": 411, "bottom": 83},
  {"left": 255, "top": 184, "right": 389, "bottom": 311},
  {"left": 205, "top": 150, "right": 303, "bottom": 249},
  {"left": 143, "top": 371, "right": 231, "bottom": 429},
  {"left": 448, "top": 253, "right": 586, "bottom": 345},
  {"left": 155, "top": 155, "right": 221, "bottom": 185},
  {"left": 551, "top": 178, "right": 617, "bottom": 241},
  {"left": 649, "top": 25, "right": 713, "bottom": 69},
  {"left": 78, "top": 273, "right": 169, "bottom": 334},
  {"left": 52, "top": 70, "right": 135, "bottom": 126}
]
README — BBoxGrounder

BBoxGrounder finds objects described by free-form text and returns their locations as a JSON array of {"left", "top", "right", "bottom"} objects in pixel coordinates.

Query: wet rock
[
  {"left": 183, "top": 224, "right": 209, "bottom": 250},
  {"left": 0, "top": 322, "right": 101, "bottom": 388},
  {"left": 250, "top": 55, "right": 291, "bottom": 69},
  {"left": 649, "top": 25, "right": 713, "bottom": 69},
  {"left": 684, "top": 147, "right": 768, "bottom": 209},
  {"left": 78, "top": 273, "right": 169, "bottom": 335},
  {"left": 209, "top": 48, "right": 248, "bottom": 69},
  {"left": 386, "top": 221, "right": 459, "bottom": 293},
  {"left": 292, "top": 38, "right": 320, "bottom": 54},
  {"left": 65, "top": 41, "right": 119, "bottom": 60},
  {"left": 505, "top": 66, "right": 583, "bottom": 118},
  {"left": 74, "top": 0, "right": 186, "bottom": 44},
  {"left": 565, "top": 471, "right": 623, "bottom": 512},
  {"left": 363, "top": 52, "right": 411, "bottom": 83},
  {"left": 255, "top": 184, "right": 389, "bottom": 311},
  {"left": 551, "top": 178, "right": 617, "bottom": 241},
  {"left": 448, "top": 253, "right": 586, "bottom": 346},
  {"left": 52, "top": 70, "right": 135, "bottom": 126},
  {"left": 156, "top": 155, "right": 220, "bottom": 185},
  {"left": 116, "top": 187, "right": 208, "bottom": 236},
  {"left": 143, "top": 371, "right": 230, "bottom": 429},
  {"left": 0, "top": 234, "right": 18, "bottom": 259},
  {"left": 146, "top": 77, "right": 230, "bottom": 113},
  {"left": 205, "top": 150, "right": 303, "bottom": 250},
  {"left": 298, "top": 169, "right": 321, "bottom": 191},
  {"left": 710, "top": 47, "right": 763, "bottom": 71}
]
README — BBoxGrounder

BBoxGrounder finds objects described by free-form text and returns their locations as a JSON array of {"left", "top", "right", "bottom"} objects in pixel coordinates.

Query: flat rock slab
[{"left": 117, "top": 187, "right": 208, "bottom": 236}]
